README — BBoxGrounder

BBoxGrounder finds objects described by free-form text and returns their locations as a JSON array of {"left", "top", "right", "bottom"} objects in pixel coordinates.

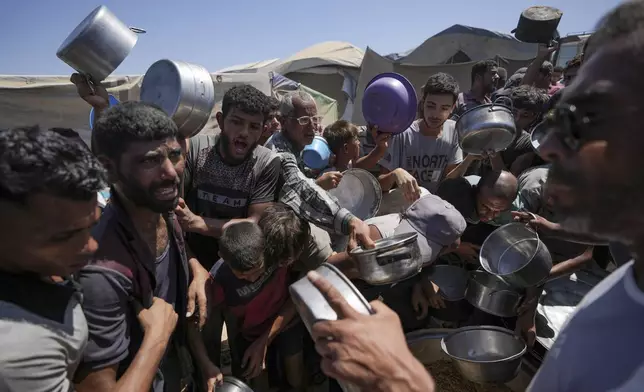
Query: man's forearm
[
  {"left": 378, "top": 169, "right": 398, "bottom": 192},
  {"left": 187, "top": 323, "right": 213, "bottom": 369},
  {"left": 265, "top": 299, "right": 298, "bottom": 345},
  {"left": 540, "top": 223, "right": 608, "bottom": 245},
  {"left": 112, "top": 334, "right": 169, "bottom": 391},
  {"left": 354, "top": 146, "right": 386, "bottom": 170},
  {"left": 549, "top": 248, "right": 594, "bottom": 279},
  {"left": 444, "top": 155, "right": 476, "bottom": 179}
]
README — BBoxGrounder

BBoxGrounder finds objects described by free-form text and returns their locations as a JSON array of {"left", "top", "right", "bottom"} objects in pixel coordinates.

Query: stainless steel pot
[
  {"left": 441, "top": 326, "right": 527, "bottom": 384},
  {"left": 140, "top": 59, "right": 216, "bottom": 138},
  {"left": 455, "top": 96, "right": 517, "bottom": 155},
  {"left": 530, "top": 120, "right": 548, "bottom": 152},
  {"left": 329, "top": 168, "right": 382, "bottom": 220},
  {"left": 219, "top": 376, "right": 254, "bottom": 392},
  {"left": 480, "top": 222, "right": 553, "bottom": 288},
  {"left": 349, "top": 232, "right": 422, "bottom": 285},
  {"left": 56, "top": 6, "right": 141, "bottom": 82},
  {"left": 427, "top": 265, "right": 473, "bottom": 322},
  {"left": 466, "top": 270, "right": 523, "bottom": 318},
  {"left": 289, "top": 263, "right": 372, "bottom": 392}
]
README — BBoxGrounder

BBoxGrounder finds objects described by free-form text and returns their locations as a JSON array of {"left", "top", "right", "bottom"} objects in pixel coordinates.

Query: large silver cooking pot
[
  {"left": 480, "top": 222, "right": 553, "bottom": 288},
  {"left": 349, "top": 232, "right": 422, "bottom": 285},
  {"left": 455, "top": 96, "right": 517, "bottom": 155},
  {"left": 290, "top": 263, "right": 372, "bottom": 392},
  {"left": 57, "top": 6, "right": 142, "bottom": 82},
  {"left": 441, "top": 326, "right": 527, "bottom": 384},
  {"left": 466, "top": 270, "right": 523, "bottom": 318},
  {"left": 329, "top": 168, "right": 382, "bottom": 220},
  {"left": 140, "top": 60, "right": 216, "bottom": 139}
]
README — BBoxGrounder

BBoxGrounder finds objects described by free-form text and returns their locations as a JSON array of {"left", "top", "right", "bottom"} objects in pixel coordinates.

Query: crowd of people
[{"left": 2, "top": 1, "right": 644, "bottom": 391}]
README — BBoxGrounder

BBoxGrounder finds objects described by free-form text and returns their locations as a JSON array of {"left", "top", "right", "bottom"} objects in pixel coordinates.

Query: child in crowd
[
  {"left": 322, "top": 120, "right": 361, "bottom": 173},
  {"left": 188, "top": 207, "right": 310, "bottom": 391}
]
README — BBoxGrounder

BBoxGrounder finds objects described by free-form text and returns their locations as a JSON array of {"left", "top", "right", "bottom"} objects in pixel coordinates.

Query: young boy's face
[
  {"left": 231, "top": 263, "right": 266, "bottom": 282},
  {"left": 345, "top": 137, "right": 361, "bottom": 163}
]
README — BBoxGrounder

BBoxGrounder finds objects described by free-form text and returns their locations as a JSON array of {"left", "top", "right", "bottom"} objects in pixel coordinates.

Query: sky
[{"left": 0, "top": 0, "right": 618, "bottom": 76}]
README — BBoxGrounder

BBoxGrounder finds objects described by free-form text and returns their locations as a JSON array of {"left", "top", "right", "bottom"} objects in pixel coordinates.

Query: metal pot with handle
[
  {"left": 140, "top": 59, "right": 216, "bottom": 139},
  {"left": 465, "top": 270, "right": 523, "bottom": 318},
  {"left": 219, "top": 376, "right": 254, "bottom": 392},
  {"left": 455, "top": 96, "right": 517, "bottom": 156},
  {"left": 512, "top": 6, "right": 563, "bottom": 44},
  {"left": 480, "top": 220, "right": 553, "bottom": 288},
  {"left": 57, "top": 6, "right": 144, "bottom": 82},
  {"left": 349, "top": 232, "right": 423, "bottom": 285}
]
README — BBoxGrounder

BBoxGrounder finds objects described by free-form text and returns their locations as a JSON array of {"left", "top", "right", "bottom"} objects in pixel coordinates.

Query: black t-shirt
[{"left": 436, "top": 178, "right": 479, "bottom": 224}]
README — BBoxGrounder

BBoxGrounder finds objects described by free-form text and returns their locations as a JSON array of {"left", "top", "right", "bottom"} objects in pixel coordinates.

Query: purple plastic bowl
[{"left": 362, "top": 72, "right": 417, "bottom": 134}]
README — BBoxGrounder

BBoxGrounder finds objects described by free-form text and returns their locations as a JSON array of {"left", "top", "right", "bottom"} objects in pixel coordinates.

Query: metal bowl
[
  {"left": 480, "top": 223, "right": 553, "bottom": 288},
  {"left": 441, "top": 326, "right": 527, "bottom": 384},
  {"left": 350, "top": 232, "right": 422, "bottom": 285},
  {"left": 466, "top": 270, "right": 523, "bottom": 318},
  {"left": 219, "top": 376, "right": 253, "bottom": 392},
  {"left": 455, "top": 97, "right": 517, "bottom": 155},
  {"left": 329, "top": 168, "right": 382, "bottom": 220}
]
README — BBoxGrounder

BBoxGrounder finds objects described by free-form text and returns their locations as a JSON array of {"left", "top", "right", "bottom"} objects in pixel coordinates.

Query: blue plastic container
[
  {"left": 301, "top": 136, "right": 331, "bottom": 170},
  {"left": 89, "top": 94, "right": 120, "bottom": 129}
]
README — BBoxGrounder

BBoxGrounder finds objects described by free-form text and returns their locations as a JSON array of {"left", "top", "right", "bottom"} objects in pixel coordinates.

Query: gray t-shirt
[
  {"left": 0, "top": 276, "right": 87, "bottom": 392},
  {"left": 528, "top": 260, "right": 644, "bottom": 391},
  {"left": 379, "top": 119, "right": 463, "bottom": 193}
]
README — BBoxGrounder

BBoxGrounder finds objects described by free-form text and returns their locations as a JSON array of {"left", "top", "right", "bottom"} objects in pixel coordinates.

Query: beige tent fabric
[
  {"left": 268, "top": 41, "right": 364, "bottom": 75},
  {"left": 216, "top": 58, "right": 279, "bottom": 73},
  {"left": 352, "top": 47, "right": 532, "bottom": 126}
]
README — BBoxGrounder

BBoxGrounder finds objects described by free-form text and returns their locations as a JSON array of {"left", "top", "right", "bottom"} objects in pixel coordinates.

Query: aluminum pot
[
  {"left": 512, "top": 6, "right": 563, "bottom": 44},
  {"left": 140, "top": 59, "right": 216, "bottom": 139},
  {"left": 329, "top": 168, "right": 382, "bottom": 220},
  {"left": 427, "top": 265, "right": 473, "bottom": 322},
  {"left": 480, "top": 222, "right": 553, "bottom": 288},
  {"left": 289, "top": 263, "right": 372, "bottom": 392},
  {"left": 441, "top": 326, "right": 527, "bottom": 384},
  {"left": 219, "top": 376, "right": 253, "bottom": 392},
  {"left": 349, "top": 232, "right": 422, "bottom": 285},
  {"left": 465, "top": 270, "right": 523, "bottom": 318},
  {"left": 57, "top": 6, "right": 142, "bottom": 82},
  {"left": 455, "top": 97, "right": 517, "bottom": 155}
]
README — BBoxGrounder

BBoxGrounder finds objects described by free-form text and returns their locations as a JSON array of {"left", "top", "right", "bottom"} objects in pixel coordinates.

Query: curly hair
[
  {"left": 471, "top": 60, "right": 498, "bottom": 85},
  {"left": 93, "top": 101, "right": 177, "bottom": 159},
  {"left": 421, "top": 72, "right": 460, "bottom": 103},
  {"left": 258, "top": 203, "right": 311, "bottom": 267},
  {"left": 0, "top": 126, "right": 107, "bottom": 203},
  {"left": 222, "top": 85, "right": 270, "bottom": 122},
  {"left": 510, "top": 85, "right": 550, "bottom": 113}
]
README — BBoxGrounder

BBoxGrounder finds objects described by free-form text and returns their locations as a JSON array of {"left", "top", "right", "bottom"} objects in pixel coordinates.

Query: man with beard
[
  {"left": 265, "top": 90, "right": 374, "bottom": 248},
  {"left": 73, "top": 102, "right": 211, "bottom": 392},
  {"left": 528, "top": 2, "right": 644, "bottom": 390},
  {"left": 451, "top": 60, "right": 498, "bottom": 118},
  {"left": 376, "top": 72, "right": 463, "bottom": 197}
]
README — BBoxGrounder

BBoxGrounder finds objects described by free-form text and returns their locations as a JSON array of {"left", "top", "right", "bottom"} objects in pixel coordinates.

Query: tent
[{"left": 217, "top": 41, "right": 364, "bottom": 122}]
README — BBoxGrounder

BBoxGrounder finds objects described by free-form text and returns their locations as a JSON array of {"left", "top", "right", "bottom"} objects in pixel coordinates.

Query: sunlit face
[
  {"left": 217, "top": 108, "right": 264, "bottom": 163},
  {"left": 284, "top": 99, "right": 319, "bottom": 150},
  {"left": 1, "top": 194, "right": 100, "bottom": 277},
  {"left": 345, "top": 137, "right": 361, "bottom": 163},
  {"left": 422, "top": 94, "right": 455, "bottom": 129},
  {"left": 538, "top": 43, "right": 644, "bottom": 239},
  {"left": 110, "top": 138, "right": 184, "bottom": 213},
  {"left": 481, "top": 67, "right": 499, "bottom": 93}
]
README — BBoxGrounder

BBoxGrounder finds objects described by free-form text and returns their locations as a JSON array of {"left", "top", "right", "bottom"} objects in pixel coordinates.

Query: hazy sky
[{"left": 0, "top": 0, "right": 617, "bottom": 76}]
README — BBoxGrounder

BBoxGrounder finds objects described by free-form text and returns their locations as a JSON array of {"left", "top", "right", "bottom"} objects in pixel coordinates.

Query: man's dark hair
[
  {"left": 258, "top": 203, "right": 311, "bottom": 267},
  {"left": 504, "top": 73, "right": 525, "bottom": 89},
  {"left": 471, "top": 60, "right": 498, "bottom": 85},
  {"left": 221, "top": 85, "right": 270, "bottom": 122},
  {"left": 479, "top": 170, "right": 518, "bottom": 201},
  {"left": 585, "top": 1, "right": 644, "bottom": 61},
  {"left": 422, "top": 72, "right": 460, "bottom": 103},
  {"left": 219, "top": 221, "right": 265, "bottom": 272},
  {"left": 93, "top": 101, "right": 177, "bottom": 159},
  {"left": 267, "top": 96, "right": 281, "bottom": 113},
  {"left": 0, "top": 126, "right": 107, "bottom": 203},
  {"left": 510, "top": 85, "right": 549, "bottom": 113},
  {"left": 323, "top": 120, "right": 359, "bottom": 154},
  {"left": 565, "top": 54, "right": 583, "bottom": 72},
  {"left": 553, "top": 66, "right": 564, "bottom": 73}
]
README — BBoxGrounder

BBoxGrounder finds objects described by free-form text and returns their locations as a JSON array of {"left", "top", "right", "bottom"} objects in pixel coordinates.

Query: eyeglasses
[{"left": 292, "top": 115, "right": 323, "bottom": 126}]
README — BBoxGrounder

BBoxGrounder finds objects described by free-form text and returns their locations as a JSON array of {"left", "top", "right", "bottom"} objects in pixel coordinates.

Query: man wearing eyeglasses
[
  {"left": 265, "top": 90, "right": 375, "bottom": 250},
  {"left": 528, "top": 2, "right": 644, "bottom": 391}
]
